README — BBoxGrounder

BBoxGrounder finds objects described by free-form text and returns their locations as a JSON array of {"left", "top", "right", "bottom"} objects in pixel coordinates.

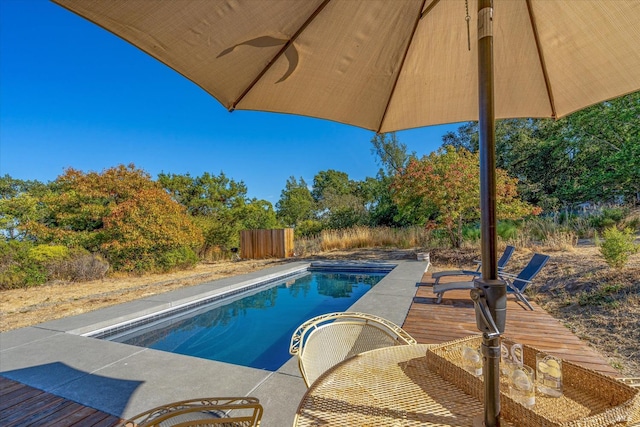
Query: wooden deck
[
  {"left": 0, "top": 376, "right": 122, "bottom": 427},
  {"left": 403, "top": 272, "right": 619, "bottom": 376}
]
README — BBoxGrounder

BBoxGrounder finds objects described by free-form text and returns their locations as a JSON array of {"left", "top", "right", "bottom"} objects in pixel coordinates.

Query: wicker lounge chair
[
  {"left": 417, "top": 245, "right": 515, "bottom": 287},
  {"left": 289, "top": 312, "right": 417, "bottom": 387},
  {"left": 432, "top": 253, "right": 550, "bottom": 310},
  {"left": 116, "top": 397, "right": 263, "bottom": 427}
]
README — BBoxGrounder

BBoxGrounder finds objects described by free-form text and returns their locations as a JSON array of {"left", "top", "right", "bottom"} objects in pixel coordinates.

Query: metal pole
[{"left": 476, "top": 1, "right": 507, "bottom": 426}]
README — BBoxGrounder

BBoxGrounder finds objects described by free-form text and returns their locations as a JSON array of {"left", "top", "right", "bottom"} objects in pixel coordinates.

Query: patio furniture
[
  {"left": 432, "top": 253, "right": 550, "bottom": 310},
  {"left": 117, "top": 397, "right": 263, "bottom": 427},
  {"left": 293, "top": 340, "right": 640, "bottom": 427},
  {"left": 289, "top": 311, "right": 417, "bottom": 387},
  {"left": 417, "top": 245, "right": 516, "bottom": 287},
  {"left": 293, "top": 343, "right": 501, "bottom": 426}
]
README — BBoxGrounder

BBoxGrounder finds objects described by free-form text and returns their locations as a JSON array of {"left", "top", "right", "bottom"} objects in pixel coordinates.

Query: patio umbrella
[{"left": 51, "top": 1, "right": 640, "bottom": 425}]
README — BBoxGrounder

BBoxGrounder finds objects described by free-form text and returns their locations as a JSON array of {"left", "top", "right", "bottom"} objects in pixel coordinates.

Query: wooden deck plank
[
  {"left": 0, "top": 376, "right": 123, "bottom": 427},
  {"left": 402, "top": 272, "right": 619, "bottom": 377}
]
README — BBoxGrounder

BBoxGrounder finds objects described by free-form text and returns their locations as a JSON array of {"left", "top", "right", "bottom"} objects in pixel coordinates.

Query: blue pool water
[{"left": 101, "top": 270, "right": 386, "bottom": 371}]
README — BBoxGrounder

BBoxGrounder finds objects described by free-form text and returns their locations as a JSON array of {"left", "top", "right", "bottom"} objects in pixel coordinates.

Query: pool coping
[{"left": 0, "top": 258, "right": 428, "bottom": 427}]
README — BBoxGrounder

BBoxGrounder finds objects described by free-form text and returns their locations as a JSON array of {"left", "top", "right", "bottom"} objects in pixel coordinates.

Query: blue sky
[{"left": 0, "top": 0, "right": 461, "bottom": 204}]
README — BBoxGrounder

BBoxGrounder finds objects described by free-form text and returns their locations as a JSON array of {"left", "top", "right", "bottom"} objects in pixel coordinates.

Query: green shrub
[
  {"left": 589, "top": 207, "right": 628, "bottom": 230},
  {"left": 0, "top": 241, "right": 47, "bottom": 289},
  {"left": 28, "top": 245, "right": 69, "bottom": 263},
  {"left": 295, "top": 220, "right": 324, "bottom": 238},
  {"left": 497, "top": 221, "right": 519, "bottom": 240},
  {"left": 158, "top": 247, "right": 199, "bottom": 272},
  {"left": 462, "top": 225, "right": 480, "bottom": 242},
  {"left": 599, "top": 227, "right": 639, "bottom": 268},
  {"left": 0, "top": 242, "right": 110, "bottom": 288}
]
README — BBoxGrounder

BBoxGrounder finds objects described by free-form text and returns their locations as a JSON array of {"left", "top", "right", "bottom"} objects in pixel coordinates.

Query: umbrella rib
[
  {"left": 229, "top": 0, "right": 331, "bottom": 111},
  {"left": 526, "top": 0, "right": 557, "bottom": 119},
  {"left": 376, "top": 0, "right": 431, "bottom": 134}
]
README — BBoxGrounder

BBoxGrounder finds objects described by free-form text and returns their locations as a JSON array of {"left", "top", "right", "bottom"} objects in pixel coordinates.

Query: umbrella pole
[{"left": 475, "top": 0, "right": 507, "bottom": 426}]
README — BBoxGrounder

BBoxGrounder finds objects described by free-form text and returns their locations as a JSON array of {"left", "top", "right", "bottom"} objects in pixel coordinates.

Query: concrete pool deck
[{"left": 0, "top": 259, "right": 428, "bottom": 427}]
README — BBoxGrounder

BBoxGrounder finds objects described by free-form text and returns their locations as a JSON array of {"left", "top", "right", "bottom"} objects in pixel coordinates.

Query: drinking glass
[
  {"left": 462, "top": 345, "right": 483, "bottom": 377},
  {"left": 500, "top": 342, "right": 523, "bottom": 378},
  {"left": 536, "top": 354, "right": 563, "bottom": 397},
  {"left": 509, "top": 365, "right": 535, "bottom": 408}
]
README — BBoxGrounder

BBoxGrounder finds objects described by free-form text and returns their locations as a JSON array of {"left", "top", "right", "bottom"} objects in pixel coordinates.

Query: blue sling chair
[
  {"left": 417, "top": 245, "right": 515, "bottom": 287},
  {"left": 432, "top": 253, "right": 550, "bottom": 310}
]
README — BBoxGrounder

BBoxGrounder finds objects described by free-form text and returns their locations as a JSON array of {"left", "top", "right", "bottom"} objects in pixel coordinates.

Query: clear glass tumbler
[
  {"left": 509, "top": 364, "right": 536, "bottom": 408},
  {"left": 536, "top": 354, "right": 563, "bottom": 397},
  {"left": 462, "top": 345, "right": 483, "bottom": 377}
]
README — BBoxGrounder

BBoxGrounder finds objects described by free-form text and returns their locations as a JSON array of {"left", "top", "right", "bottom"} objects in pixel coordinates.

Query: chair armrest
[{"left": 499, "top": 272, "right": 532, "bottom": 284}]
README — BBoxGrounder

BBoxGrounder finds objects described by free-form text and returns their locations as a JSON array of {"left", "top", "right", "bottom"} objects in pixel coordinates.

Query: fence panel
[{"left": 240, "top": 229, "right": 294, "bottom": 259}]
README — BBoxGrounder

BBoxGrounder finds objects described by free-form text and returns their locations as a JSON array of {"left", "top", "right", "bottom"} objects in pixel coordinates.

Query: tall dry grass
[
  {"left": 294, "top": 219, "right": 589, "bottom": 257},
  {"left": 294, "top": 226, "right": 434, "bottom": 256}
]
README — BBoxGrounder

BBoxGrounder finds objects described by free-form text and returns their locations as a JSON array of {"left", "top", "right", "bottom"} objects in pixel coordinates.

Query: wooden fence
[{"left": 240, "top": 228, "right": 294, "bottom": 259}]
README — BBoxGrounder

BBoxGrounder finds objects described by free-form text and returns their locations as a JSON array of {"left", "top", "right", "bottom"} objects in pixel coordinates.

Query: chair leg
[{"left": 515, "top": 293, "right": 534, "bottom": 311}]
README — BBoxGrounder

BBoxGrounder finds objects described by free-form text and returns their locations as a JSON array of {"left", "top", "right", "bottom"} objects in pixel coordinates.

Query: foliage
[
  {"left": 441, "top": 93, "right": 640, "bottom": 210},
  {"left": 370, "top": 132, "right": 414, "bottom": 176},
  {"left": 0, "top": 240, "right": 44, "bottom": 288},
  {"left": 0, "top": 241, "right": 108, "bottom": 289},
  {"left": 599, "top": 227, "right": 639, "bottom": 269},
  {"left": 275, "top": 176, "right": 316, "bottom": 228},
  {"left": 365, "top": 132, "right": 417, "bottom": 228},
  {"left": 295, "top": 219, "right": 324, "bottom": 238},
  {"left": 0, "top": 175, "right": 49, "bottom": 240},
  {"left": 24, "top": 165, "right": 203, "bottom": 273},
  {"left": 101, "top": 187, "right": 203, "bottom": 272},
  {"left": 462, "top": 225, "right": 481, "bottom": 242},
  {"left": 497, "top": 221, "right": 519, "bottom": 240},
  {"left": 589, "top": 207, "right": 629, "bottom": 231},
  {"left": 28, "top": 244, "right": 69, "bottom": 263},
  {"left": 158, "top": 171, "right": 247, "bottom": 216},
  {"left": 159, "top": 171, "right": 276, "bottom": 255},
  {"left": 392, "top": 147, "right": 540, "bottom": 248},
  {"left": 158, "top": 247, "right": 199, "bottom": 271}
]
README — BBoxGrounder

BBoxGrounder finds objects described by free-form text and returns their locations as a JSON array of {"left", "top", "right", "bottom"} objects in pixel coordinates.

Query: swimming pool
[{"left": 93, "top": 267, "right": 390, "bottom": 371}]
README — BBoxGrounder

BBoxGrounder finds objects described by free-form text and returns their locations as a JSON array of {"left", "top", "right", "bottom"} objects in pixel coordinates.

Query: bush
[
  {"left": 497, "top": 221, "right": 519, "bottom": 240},
  {"left": 0, "top": 241, "right": 46, "bottom": 289},
  {"left": 462, "top": 225, "right": 480, "bottom": 242},
  {"left": 47, "top": 249, "right": 110, "bottom": 281},
  {"left": 599, "top": 227, "right": 639, "bottom": 268},
  {"left": 28, "top": 245, "right": 69, "bottom": 263},
  {"left": 295, "top": 220, "right": 324, "bottom": 238},
  {"left": 0, "top": 242, "right": 110, "bottom": 289},
  {"left": 589, "top": 207, "right": 628, "bottom": 230},
  {"left": 158, "top": 247, "right": 199, "bottom": 272}
]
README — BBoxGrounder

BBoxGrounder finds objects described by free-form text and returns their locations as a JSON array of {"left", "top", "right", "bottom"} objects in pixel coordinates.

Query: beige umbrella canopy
[
  {"left": 52, "top": 0, "right": 640, "bottom": 425},
  {"left": 53, "top": 0, "right": 639, "bottom": 133}
]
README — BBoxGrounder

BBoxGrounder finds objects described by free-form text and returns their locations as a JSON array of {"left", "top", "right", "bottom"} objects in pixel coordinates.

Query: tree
[
  {"left": 159, "top": 171, "right": 267, "bottom": 253},
  {"left": 444, "top": 93, "right": 640, "bottom": 210},
  {"left": 239, "top": 199, "right": 279, "bottom": 230},
  {"left": 370, "top": 132, "right": 413, "bottom": 176},
  {"left": 392, "top": 147, "right": 540, "bottom": 248},
  {"left": 311, "top": 170, "right": 368, "bottom": 229},
  {"left": 366, "top": 133, "right": 416, "bottom": 227},
  {"left": 275, "top": 176, "right": 316, "bottom": 228},
  {"left": 25, "top": 164, "right": 203, "bottom": 272},
  {"left": 0, "top": 175, "right": 50, "bottom": 240},
  {"left": 158, "top": 171, "right": 247, "bottom": 216},
  {"left": 311, "top": 170, "right": 353, "bottom": 203}
]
